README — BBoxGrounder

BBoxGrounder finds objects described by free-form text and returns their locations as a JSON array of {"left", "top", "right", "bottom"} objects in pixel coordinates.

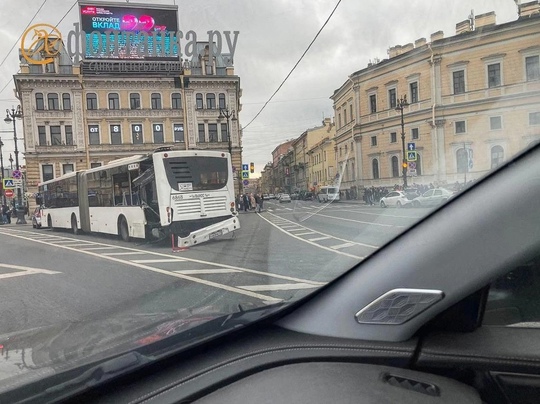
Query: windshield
[{"left": 0, "top": 0, "right": 538, "bottom": 397}]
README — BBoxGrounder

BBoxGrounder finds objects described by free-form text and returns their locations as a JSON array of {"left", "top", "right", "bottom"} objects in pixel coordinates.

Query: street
[{"left": 0, "top": 199, "right": 428, "bottom": 335}]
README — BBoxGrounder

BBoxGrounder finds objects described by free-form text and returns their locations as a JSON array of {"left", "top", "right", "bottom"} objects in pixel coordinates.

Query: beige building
[
  {"left": 307, "top": 131, "right": 337, "bottom": 190},
  {"left": 332, "top": 3, "right": 540, "bottom": 191},
  {"left": 14, "top": 41, "right": 242, "bottom": 209}
]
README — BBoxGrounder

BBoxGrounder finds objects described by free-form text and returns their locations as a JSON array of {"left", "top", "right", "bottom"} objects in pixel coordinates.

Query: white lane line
[
  {"left": 308, "top": 236, "right": 331, "bottom": 241},
  {"left": 131, "top": 258, "right": 185, "bottom": 263},
  {"left": 0, "top": 263, "right": 60, "bottom": 279},
  {"left": 301, "top": 211, "right": 401, "bottom": 228},
  {"left": 239, "top": 283, "right": 319, "bottom": 291},
  {"left": 284, "top": 208, "right": 293, "bottom": 210},
  {"left": 335, "top": 207, "right": 424, "bottom": 219},
  {"left": 79, "top": 246, "right": 120, "bottom": 250},
  {"left": 175, "top": 269, "right": 240, "bottom": 274},
  {"left": 288, "top": 228, "right": 310, "bottom": 232},
  {"left": 52, "top": 243, "right": 96, "bottom": 247},
  {"left": 294, "top": 232, "right": 317, "bottom": 236},
  {"left": 102, "top": 251, "right": 148, "bottom": 256},
  {"left": 330, "top": 242, "right": 356, "bottom": 250}
]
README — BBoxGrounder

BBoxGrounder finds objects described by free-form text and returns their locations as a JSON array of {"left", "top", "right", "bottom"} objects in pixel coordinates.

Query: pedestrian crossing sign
[
  {"left": 407, "top": 151, "right": 417, "bottom": 161},
  {"left": 3, "top": 179, "right": 14, "bottom": 189},
  {"left": 242, "top": 171, "right": 249, "bottom": 179}
]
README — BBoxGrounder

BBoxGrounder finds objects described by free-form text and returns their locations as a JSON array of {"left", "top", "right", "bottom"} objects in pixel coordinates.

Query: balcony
[{"left": 85, "top": 108, "right": 183, "bottom": 118}]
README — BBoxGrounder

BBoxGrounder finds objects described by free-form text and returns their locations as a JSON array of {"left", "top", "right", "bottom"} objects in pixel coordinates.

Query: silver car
[
  {"left": 379, "top": 191, "right": 412, "bottom": 208},
  {"left": 412, "top": 188, "right": 454, "bottom": 207},
  {"left": 279, "top": 194, "right": 292, "bottom": 203}
]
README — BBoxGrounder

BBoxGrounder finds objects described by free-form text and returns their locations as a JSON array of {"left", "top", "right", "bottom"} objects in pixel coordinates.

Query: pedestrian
[
  {"left": 249, "top": 193, "right": 256, "bottom": 211},
  {"left": 255, "top": 193, "right": 263, "bottom": 213},
  {"left": 242, "top": 194, "right": 249, "bottom": 212},
  {"left": 1, "top": 204, "right": 8, "bottom": 224}
]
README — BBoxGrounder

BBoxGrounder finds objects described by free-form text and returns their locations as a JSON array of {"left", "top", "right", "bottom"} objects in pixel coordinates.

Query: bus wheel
[
  {"left": 71, "top": 214, "right": 78, "bottom": 235},
  {"left": 118, "top": 217, "right": 130, "bottom": 242}
]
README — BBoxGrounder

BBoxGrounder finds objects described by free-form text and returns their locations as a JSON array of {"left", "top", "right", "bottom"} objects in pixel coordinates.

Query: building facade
[{"left": 331, "top": 3, "right": 540, "bottom": 191}]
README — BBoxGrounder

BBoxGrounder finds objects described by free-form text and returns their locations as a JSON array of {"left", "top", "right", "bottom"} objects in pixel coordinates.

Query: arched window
[
  {"left": 108, "top": 93, "right": 120, "bottom": 110},
  {"left": 35, "top": 93, "right": 44, "bottom": 110},
  {"left": 491, "top": 145, "right": 504, "bottom": 169},
  {"left": 151, "top": 93, "right": 162, "bottom": 109},
  {"left": 372, "top": 159, "right": 379, "bottom": 179},
  {"left": 86, "top": 93, "right": 98, "bottom": 110},
  {"left": 391, "top": 156, "right": 399, "bottom": 177},
  {"left": 456, "top": 148, "right": 468, "bottom": 173},
  {"left": 218, "top": 93, "right": 226, "bottom": 109},
  {"left": 196, "top": 93, "right": 203, "bottom": 109},
  {"left": 206, "top": 93, "right": 216, "bottom": 109},
  {"left": 47, "top": 93, "right": 59, "bottom": 110}
]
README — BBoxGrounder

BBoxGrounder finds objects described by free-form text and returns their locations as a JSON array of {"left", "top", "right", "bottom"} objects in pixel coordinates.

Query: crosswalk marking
[
  {"left": 308, "top": 236, "right": 331, "bottom": 241},
  {"left": 175, "top": 269, "right": 240, "bottom": 274},
  {"left": 330, "top": 242, "right": 356, "bottom": 250},
  {"left": 79, "top": 246, "right": 119, "bottom": 250},
  {"left": 238, "top": 283, "right": 320, "bottom": 291},
  {"left": 131, "top": 258, "right": 185, "bottom": 263},
  {"left": 102, "top": 251, "right": 147, "bottom": 256},
  {"left": 294, "top": 231, "right": 316, "bottom": 236}
]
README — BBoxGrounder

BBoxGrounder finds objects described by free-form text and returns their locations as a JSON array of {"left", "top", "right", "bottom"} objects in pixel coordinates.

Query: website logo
[{"left": 20, "top": 23, "right": 62, "bottom": 65}]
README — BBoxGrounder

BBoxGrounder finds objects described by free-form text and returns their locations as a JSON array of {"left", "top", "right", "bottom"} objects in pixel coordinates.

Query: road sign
[
  {"left": 3, "top": 179, "right": 14, "bottom": 189},
  {"left": 407, "top": 143, "right": 416, "bottom": 151},
  {"left": 12, "top": 170, "right": 22, "bottom": 179},
  {"left": 408, "top": 161, "right": 416, "bottom": 169},
  {"left": 242, "top": 164, "right": 249, "bottom": 171},
  {"left": 242, "top": 171, "right": 249, "bottom": 179},
  {"left": 407, "top": 151, "right": 417, "bottom": 161},
  {"left": 243, "top": 180, "right": 249, "bottom": 186},
  {"left": 4, "top": 189, "right": 14, "bottom": 198}
]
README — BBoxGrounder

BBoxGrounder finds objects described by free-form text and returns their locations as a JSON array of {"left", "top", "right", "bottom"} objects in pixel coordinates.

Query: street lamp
[
  {"left": 0, "top": 138, "right": 5, "bottom": 205},
  {"left": 395, "top": 95, "right": 409, "bottom": 189},
  {"left": 9, "top": 154, "right": 13, "bottom": 170},
  {"left": 4, "top": 105, "right": 26, "bottom": 223},
  {"left": 218, "top": 106, "right": 240, "bottom": 192}
]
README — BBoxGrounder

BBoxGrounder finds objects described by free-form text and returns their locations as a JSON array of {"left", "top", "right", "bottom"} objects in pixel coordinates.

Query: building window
[
  {"left": 416, "top": 153, "right": 422, "bottom": 176},
  {"left": 173, "top": 123, "right": 184, "bottom": 142},
  {"left": 131, "top": 124, "right": 143, "bottom": 144},
  {"left": 50, "top": 125, "right": 62, "bottom": 145},
  {"left": 153, "top": 124, "right": 164, "bottom": 143},
  {"left": 171, "top": 93, "right": 182, "bottom": 109},
  {"left": 350, "top": 104, "right": 353, "bottom": 122},
  {"left": 456, "top": 148, "right": 469, "bottom": 173},
  {"left": 108, "top": 93, "right": 120, "bottom": 110},
  {"left": 369, "top": 94, "right": 377, "bottom": 113},
  {"left": 196, "top": 93, "right": 203, "bottom": 109},
  {"left": 490, "top": 116, "right": 502, "bottom": 130},
  {"left": 208, "top": 123, "right": 218, "bottom": 142},
  {"left": 487, "top": 63, "right": 501, "bottom": 88},
  {"left": 63, "top": 164, "right": 74, "bottom": 174},
  {"left": 371, "top": 136, "right": 377, "bottom": 146},
  {"left": 38, "top": 126, "right": 46, "bottom": 146},
  {"left": 344, "top": 109, "right": 347, "bottom": 124},
  {"left": 198, "top": 123, "right": 205, "bottom": 142},
  {"left": 530, "top": 112, "right": 540, "bottom": 125},
  {"left": 110, "top": 124, "right": 122, "bottom": 144},
  {"left": 372, "top": 159, "right": 379, "bottom": 179},
  {"left": 526, "top": 55, "right": 540, "bottom": 81},
  {"left": 88, "top": 125, "right": 100, "bottom": 145},
  {"left": 86, "top": 93, "right": 98, "bottom": 110},
  {"left": 48, "top": 93, "right": 59, "bottom": 110},
  {"left": 42, "top": 164, "right": 54, "bottom": 182},
  {"left": 65, "top": 125, "right": 73, "bottom": 145},
  {"left": 411, "top": 128, "right": 419, "bottom": 140},
  {"left": 206, "top": 93, "right": 216, "bottom": 109},
  {"left": 90, "top": 163, "right": 102, "bottom": 168},
  {"left": 409, "top": 82, "right": 418, "bottom": 103},
  {"left": 453, "top": 70, "right": 465, "bottom": 94},
  {"left": 62, "top": 93, "right": 71, "bottom": 110},
  {"left": 491, "top": 145, "right": 504, "bottom": 169},
  {"left": 221, "top": 123, "right": 229, "bottom": 142},
  {"left": 391, "top": 156, "right": 399, "bottom": 177},
  {"left": 218, "top": 93, "right": 226, "bottom": 109},
  {"left": 455, "top": 120, "right": 466, "bottom": 134},
  {"left": 339, "top": 147, "right": 342, "bottom": 157},
  {"left": 338, "top": 113, "right": 342, "bottom": 128},
  {"left": 130, "top": 93, "right": 141, "bottom": 109},
  {"left": 390, "top": 132, "right": 397, "bottom": 143},
  {"left": 388, "top": 88, "right": 396, "bottom": 109},
  {"left": 35, "top": 93, "right": 45, "bottom": 110},
  {"left": 151, "top": 93, "right": 162, "bottom": 109}
]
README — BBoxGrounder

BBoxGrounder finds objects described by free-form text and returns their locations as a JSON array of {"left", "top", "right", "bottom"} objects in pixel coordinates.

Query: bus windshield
[{"left": 163, "top": 156, "right": 229, "bottom": 191}]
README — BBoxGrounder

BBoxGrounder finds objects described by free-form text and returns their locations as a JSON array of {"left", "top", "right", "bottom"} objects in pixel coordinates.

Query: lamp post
[
  {"left": 9, "top": 154, "right": 13, "bottom": 170},
  {"left": 4, "top": 105, "right": 26, "bottom": 224},
  {"left": 218, "top": 106, "right": 240, "bottom": 193},
  {"left": 0, "top": 138, "right": 5, "bottom": 205},
  {"left": 395, "top": 95, "right": 409, "bottom": 189}
]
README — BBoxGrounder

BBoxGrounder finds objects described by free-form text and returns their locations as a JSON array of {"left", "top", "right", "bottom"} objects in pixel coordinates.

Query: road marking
[
  {"left": 176, "top": 269, "right": 240, "bottom": 274},
  {"left": 131, "top": 258, "right": 185, "bottom": 263},
  {"left": 0, "top": 263, "right": 60, "bottom": 280},
  {"left": 294, "top": 232, "right": 317, "bottom": 236},
  {"left": 301, "top": 211, "right": 400, "bottom": 227},
  {"left": 308, "top": 236, "right": 331, "bottom": 241},
  {"left": 239, "top": 283, "right": 319, "bottom": 291},
  {"left": 330, "top": 242, "right": 356, "bottom": 250},
  {"left": 79, "top": 246, "right": 120, "bottom": 250},
  {"left": 102, "top": 251, "right": 148, "bottom": 256}
]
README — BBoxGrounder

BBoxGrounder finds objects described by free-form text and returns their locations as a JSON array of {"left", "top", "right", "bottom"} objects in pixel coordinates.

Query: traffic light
[
  {"left": 250, "top": 162, "right": 254, "bottom": 173},
  {"left": 402, "top": 162, "right": 408, "bottom": 168}
]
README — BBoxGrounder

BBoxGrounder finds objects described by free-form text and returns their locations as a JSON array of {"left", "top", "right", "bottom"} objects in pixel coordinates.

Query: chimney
[
  {"left": 518, "top": 1, "right": 540, "bottom": 18},
  {"left": 430, "top": 30, "right": 444, "bottom": 42},
  {"left": 475, "top": 11, "right": 496, "bottom": 28},
  {"left": 415, "top": 38, "right": 427, "bottom": 47},
  {"left": 402, "top": 43, "right": 414, "bottom": 53},
  {"left": 456, "top": 20, "right": 472, "bottom": 34},
  {"left": 388, "top": 46, "right": 398, "bottom": 58}
]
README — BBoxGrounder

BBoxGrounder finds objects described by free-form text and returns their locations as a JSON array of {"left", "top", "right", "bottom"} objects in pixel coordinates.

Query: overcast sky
[{"left": 0, "top": 0, "right": 519, "bottom": 174}]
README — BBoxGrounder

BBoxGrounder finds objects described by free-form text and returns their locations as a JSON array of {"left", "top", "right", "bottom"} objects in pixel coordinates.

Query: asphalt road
[{"left": 0, "top": 200, "right": 430, "bottom": 336}]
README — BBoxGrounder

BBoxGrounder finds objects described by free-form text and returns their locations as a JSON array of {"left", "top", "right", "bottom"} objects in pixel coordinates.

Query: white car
[
  {"left": 379, "top": 191, "right": 412, "bottom": 208},
  {"left": 279, "top": 194, "right": 291, "bottom": 203},
  {"left": 412, "top": 188, "right": 454, "bottom": 207}
]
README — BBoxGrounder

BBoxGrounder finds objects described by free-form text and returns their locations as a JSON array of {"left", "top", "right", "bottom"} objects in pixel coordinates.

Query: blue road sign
[
  {"left": 407, "top": 142, "right": 416, "bottom": 151},
  {"left": 407, "top": 151, "right": 417, "bottom": 161},
  {"left": 242, "top": 171, "right": 249, "bottom": 178},
  {"left": 3, "top": 179, "right": 14, "bottom": 188},
  {"left": 242, "top": 164, "right": 249, "bottom": 171},
  {"left": 243, "top": 180, "right": 249, "bottom": 186}
]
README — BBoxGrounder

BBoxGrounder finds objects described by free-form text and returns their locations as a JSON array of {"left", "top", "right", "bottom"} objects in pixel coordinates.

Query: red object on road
[{"left": 4, "top": 189, "right": 13, "bottom": 198}]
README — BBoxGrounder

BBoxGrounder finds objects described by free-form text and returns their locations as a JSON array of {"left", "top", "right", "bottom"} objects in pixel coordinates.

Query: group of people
[
  {"left": 2, "top": 203, "right": 17, "bottom": 224},
  {"left": 236, "top": 193, "right": 264, "bottom": 213}
]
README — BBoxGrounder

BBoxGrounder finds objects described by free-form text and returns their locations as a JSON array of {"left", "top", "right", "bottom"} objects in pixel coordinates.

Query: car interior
[{"left": 10, "top": 144, "right": 540, "bottom": 403}]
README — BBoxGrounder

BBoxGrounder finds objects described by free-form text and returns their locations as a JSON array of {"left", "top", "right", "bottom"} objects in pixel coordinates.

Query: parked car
[
  {"left": 412, "top": 188, "right": 454, "bottom": 207},
  {"left": 290, "top": 192, "right": 300, "bottom": 200},
  {"left": 303, "top": 192, "right": 314, "bottom": 201},
  {"left": 379, "top": 191, "right": 412, "bottom": 208},
  {"left": 32, "top": 206, "right": 44, "bottom": 228},
  {"left": 279, "top": 193, "right": 292, "bottom": 203}
]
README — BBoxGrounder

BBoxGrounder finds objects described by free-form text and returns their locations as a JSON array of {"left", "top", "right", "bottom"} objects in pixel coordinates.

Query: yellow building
[
  {"left": 332, "top": 4, "right": 540, "bottom": 190},
  {"left": 14, "top": 41, "right": 242, "bottom": 209},
  {"left": 307, "top": 133, "right": 337, "bottom": 191}
]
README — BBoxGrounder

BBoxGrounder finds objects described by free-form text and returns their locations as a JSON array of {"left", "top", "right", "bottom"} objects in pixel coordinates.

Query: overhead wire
[{"left": 242, "top": 0, "right": 342, "bottom": 130}]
